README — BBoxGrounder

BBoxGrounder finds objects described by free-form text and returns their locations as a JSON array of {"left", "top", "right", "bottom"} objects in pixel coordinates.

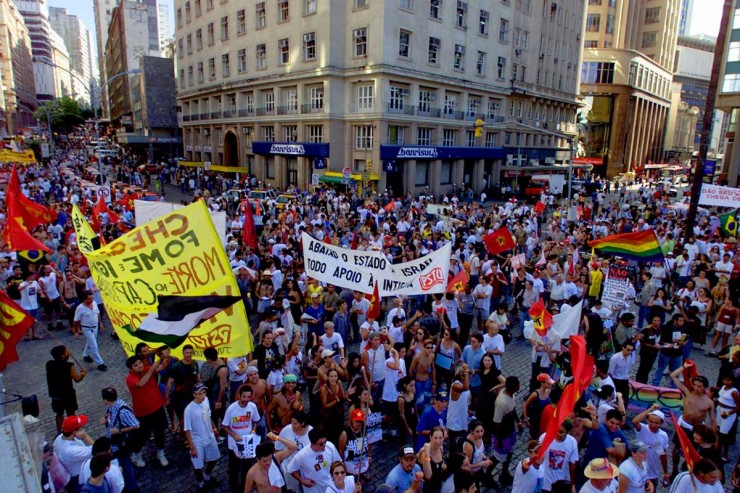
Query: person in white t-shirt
[
  {"left": 579, "top": 458, "right": 619, "bottom": 493},
  {"left": 184, "top": 383, "right": 221, "bottom": 491},
  {"left": 512, "top": 440, "right": 545, "bottom": 493},
  {"left": 287, "top": 428, "right": 342, "bottom": 493},
  {"left": 482, "top": 321, "right": 505, "bottom": 372},
  {"left": 618, "top": 441, "right": 651, "bottom": 493},
  {"left": 78, "top": 437, "right": 125, "bottom": 493},
  {"left": 222, "top": 383, "right": 262, "bottom": 493},
  {"left": 539, "top": 422, "right": 579, "bottom": 491},
  {"left": 631, "top": 406, "right": 670, "bottom": 485},
  {"left": 321, "top": 322, "right": 345, "bottom": 363}
]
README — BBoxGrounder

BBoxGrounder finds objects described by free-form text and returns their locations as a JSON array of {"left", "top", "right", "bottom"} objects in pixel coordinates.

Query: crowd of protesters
[{"left": 2, "top": 140, "right": 740, "bottom": 493}]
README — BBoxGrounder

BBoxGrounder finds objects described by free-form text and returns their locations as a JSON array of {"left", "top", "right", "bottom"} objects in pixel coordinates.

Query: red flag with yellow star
[
  {"left": 446, "top": 270, "right": 469, "bottom": 293},
  {"left": 6, "top": 165, "right": 57, "bottom": 229},
  {"left": 528, "top": 298, "right": 553, "bottom": 337},
  {"left": 0, "top": 290, "right": 35, "bottom": 370},
  {"left": 483, "top": 227, "right": 516, "bottom": 255},
  {"left": 366, "top": 281, "right": 381, "bottom": 321}
]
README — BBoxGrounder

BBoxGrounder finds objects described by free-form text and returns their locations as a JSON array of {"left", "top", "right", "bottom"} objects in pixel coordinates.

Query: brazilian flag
[{"left": 720, "top": 210, "right": 738, "bottom": 237}]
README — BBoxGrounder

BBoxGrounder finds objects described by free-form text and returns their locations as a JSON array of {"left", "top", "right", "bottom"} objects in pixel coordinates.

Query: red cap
[
  {"left": 351, "top": 409, "right": 366, "bottom": 422},
  {"left": 62, "top": 415, "right": 88, "bottom": 434}
]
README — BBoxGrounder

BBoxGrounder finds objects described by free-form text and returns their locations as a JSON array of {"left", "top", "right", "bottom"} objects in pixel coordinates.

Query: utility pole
[{"left": 684, "top": 0, "right": 733, "bottom": 242}]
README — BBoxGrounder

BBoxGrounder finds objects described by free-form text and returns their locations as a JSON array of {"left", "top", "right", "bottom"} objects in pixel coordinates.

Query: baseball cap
[
  {"left": 537, "top": 373, "right": 556, "bottom": 385},
  {"left": 193, "top": 383, "right": 208, "bottom": 393},
  {"left": 399, "top": 446, "right": 416, "bottom": 457},
  {"left": 246, "top": 366, "right": 259, "bottom": 375},
  {"left": 435, "top": 391, "right": 449, "bottom": 402},
  {"left": 351, "top": 409, "right": 366, "bottom": 422},
  {"left": 648, "top": 409, "right": 665, "bottom": 422},
  {"left": 321, "top": 349, "right": 335, "bottom": 359},
  {"left": 62, "top": 415, "right": 88, "bottom": 434}
]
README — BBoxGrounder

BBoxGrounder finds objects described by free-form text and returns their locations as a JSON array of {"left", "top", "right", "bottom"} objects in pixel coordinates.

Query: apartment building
[
  {"left": 176, "top": 0, "right": 584, "bottom": 194},
  {"left": 49, "top": 6, "right": 95, "bottom": 106},
  {"left": 580, "top": 0, "right": 680, "bottom": 177},
  {"left": 0, "top": 0, "right": 36, "bottom": 133}
]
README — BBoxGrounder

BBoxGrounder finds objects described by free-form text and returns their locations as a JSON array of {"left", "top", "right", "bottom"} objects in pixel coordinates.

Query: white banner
[
  {"left": 302, "top": 232, "right": 451, "bottom": 296},
  {"left": 134, "top": 200, "right": 227, "bottom": 245},
  {"left": 698, "top": 184, "right": 740, "bottom": 208},
  {"left": 602, "top": 266, "right": 630, "bottom": 310}
]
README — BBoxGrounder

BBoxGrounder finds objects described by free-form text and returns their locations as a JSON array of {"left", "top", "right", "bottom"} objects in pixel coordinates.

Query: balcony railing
[
  {"left": 349, "top": 104, "right": 375, "bottom": 113},
  {"left": 183, "top": 114, "right": 191, "bottom": 122},
  {"left": 464, "top": 112, "right": 485, "bottom": 121},
  {"left": 417, "top": 107, "right": 441, "bottom": 117},
  {"left": 211, "top": 111, "right": 221, "bottom": 119},
  {"left": 200, "top": 112, "right": 210, "bottom": 120},
  {"left": 256, "top": 107, "right": 275, "bottom": 116},
  {"left": 387, "top": 104, "right": 415, "bottom": 115},
  {"left": 277, "top": 105, "right": 299, "bottom": 115},
  {"left": 442, "top": 110, "right": 464, "bottom": 120},
  {"left": 301, "top": 104, "right": 324, "bottom": 114},
  {"left": 238, "top": 108, "right": 254, "bottom": 117},
  {"left": 223, "top": 110, "right": 235, "bottom": 118}
]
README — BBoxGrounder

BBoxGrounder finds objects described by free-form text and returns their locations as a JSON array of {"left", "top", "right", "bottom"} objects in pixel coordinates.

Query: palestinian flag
[
  {"left": 720, "top": 210, "right": 738, "bottom": 237},
  {"left": 122, "top": 295, "right": 242, "bottom": 348},
  {"left": 588, "top": 229, "right": 663, "bottom": 262}
]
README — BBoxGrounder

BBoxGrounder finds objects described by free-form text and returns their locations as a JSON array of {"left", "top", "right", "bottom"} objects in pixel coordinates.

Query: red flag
[
  {"left": 366, "top": 282, "right": 381, "bottom": 320},
  {"left": 528, "top": 298, "right": 553, "bottom": 337},
  {"left": 0, "top": 290, "right": 35, "bottom": 370},
  {"left": 682, "top": 359, "right": 699, "bottom": 392},
  {"left": 670, "top": 410, "right": 701, "bottom": 470},
  {"left": 350, "top": 232, "right": 359, "bottom": 250},
  {"left": 242, "top": 200, "right": 258, "bottom": 250},
  {"left": 446, "top": 270, "right": 469, "bottom": 293},
  {"left": 534, "top": 201, "right": 546, "bottom": 215},
  {"left": 384, "top": 201, "right": 396, "bottom": 213},
  {"left": 91, "top": 197, "right": 121, "bottom": 232},
  {"left": 483, "top": 227, "right": 516, "bottom": 255},
  {"left": 6, "top": 165, "right": 57, "bottom": 228},
  {"left": 2, "top": 216, "right": 51, "bottom": 252}
]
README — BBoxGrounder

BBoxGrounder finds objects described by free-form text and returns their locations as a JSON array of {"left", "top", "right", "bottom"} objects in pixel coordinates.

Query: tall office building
[
  {"left": 678, "top": 0, "right": 693, "bottom": 36},
  {"left": 49, "top": 6, "right": 94, "bottom": 106},
  {"left": 0, "top": 0, "right": 36, "bottom": 133},
  {"left": 716, "top": 0, "right": 740, "bottom": 185},
  {"left": 175, "top": 0, "right": 585, "bottom": 194},
  {"left": 158, "top": 2, "right": 170, "bottom": 55},
  {"left": 93, "top": 0, "right": 120, "bottom": 118},
  {"left": 580, "top": 0, "right": 681, "bottom": 177}
]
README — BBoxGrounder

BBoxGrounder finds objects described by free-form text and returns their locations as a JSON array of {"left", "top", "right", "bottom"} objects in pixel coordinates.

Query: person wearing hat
[
  {"left": 222, "top": 383, "right": 261, "bottom": 493},
  {"left": 415, "top": 390, "right": 448, "bottom": 451},
  {"left": 52, "top": 414, "right": 93, "bottom": 493},
  {"left": 618, "top": 441, "right": 652, "bottom": 493},
  {"left": 183, "top": 383, "right": 221, "bottom": 492},
  {"left": 267, "top": 374, "right": 303, "bottom": 431},
  {"left": 385, "top": 446, "right": 424, "bottom": 493},
  {"left": 338, "top": 409, "right": 371, "bottom": 479},
  {"left": 522, "top": 373, "right": 554, "bottom": 440},
  {"left": 580, "top": 458, "right": 619, "bottom": 493}
]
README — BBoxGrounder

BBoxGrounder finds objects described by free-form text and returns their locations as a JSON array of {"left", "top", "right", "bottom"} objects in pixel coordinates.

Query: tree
[{"left": 34, "top": 96, "right": 84, "bottom": 135}]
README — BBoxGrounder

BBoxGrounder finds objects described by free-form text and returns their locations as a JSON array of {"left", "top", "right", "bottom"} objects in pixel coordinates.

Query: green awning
[{"left": 319, "top": 175, "right": 346, "bottom": 184}]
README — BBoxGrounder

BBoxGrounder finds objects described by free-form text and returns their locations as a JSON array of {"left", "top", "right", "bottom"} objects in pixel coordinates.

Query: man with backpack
[
  {"left": 101, "top": 387, "right": 140, "bottom": 493},
  {"left": 202, "top": 347, "right": 229, "bottom": 437}
]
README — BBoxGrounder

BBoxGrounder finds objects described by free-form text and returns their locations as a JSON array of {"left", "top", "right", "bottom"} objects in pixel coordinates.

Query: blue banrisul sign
[
  {"left": 253, "top": 141, "right": 330, "bottom": 157},
  {"left": 380, "top": 145, "right": 504, "bottom": 160}
]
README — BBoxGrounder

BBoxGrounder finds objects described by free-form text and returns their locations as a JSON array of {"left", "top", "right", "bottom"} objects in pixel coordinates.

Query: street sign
[
  {"left": 341, "top": 178, "right": 353, "bottom": 185},
  {"left": 313, "top": 158, "right": 326, "bottom": 169},
  {"left": 342, "top": 166, "right": 352, "bottom": 179},
  {"left": 98, "top": 185, "right": 111, "bottom": 204},
  {"left": 312, "top": 173, "right": 320, "bottom": 186},
  {"left": 40, "top": 143, "right": 50, "bottom": 159}
]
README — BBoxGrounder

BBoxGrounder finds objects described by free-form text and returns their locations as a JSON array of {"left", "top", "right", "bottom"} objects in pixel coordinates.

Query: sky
[{"left": 49, "top": 0, "right": 722, "bottom": 69}]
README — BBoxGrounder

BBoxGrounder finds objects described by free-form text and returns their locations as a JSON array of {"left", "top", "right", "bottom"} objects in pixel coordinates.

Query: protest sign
[
  {"left": 698, "top": 184, "right": 740, "bottom": 208},
  {"left": 73, "top": 200, "right": 252, "bottom": 359},
  {"left": 302, "top": 232, "right": 451, "bottom": 296},
  {"left": 602, "top": 266, "right": 630, "bottom": 309},
  {"left": 134, "top": 199, "right": 227, "bottom": 245}
]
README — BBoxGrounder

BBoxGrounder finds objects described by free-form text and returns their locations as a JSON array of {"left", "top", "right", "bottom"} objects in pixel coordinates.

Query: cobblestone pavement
[{"left": 0, "top": 318, "right": 731, "bottom": 493}]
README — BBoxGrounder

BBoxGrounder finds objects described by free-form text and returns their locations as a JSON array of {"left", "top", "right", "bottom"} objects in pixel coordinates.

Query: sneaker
[
  {"left": 83, "top": 356, "right": 93, "bottom": 363},
  {"left": 97, "top": 364, "right": 108, "bottom": 372},
  {"left": 156, "top": 450, "right": 169, "bottom": 467},
  {"left": 130, "top": 452, "right": 145, "bottom": 468}
]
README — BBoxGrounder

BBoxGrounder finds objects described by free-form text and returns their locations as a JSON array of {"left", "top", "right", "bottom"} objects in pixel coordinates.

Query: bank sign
[
  {"left": 253, "top": 141, "right": 329, "bottom": 157},
  {"left": 380, "top": 145, "right": 504, "bottom": 160}
]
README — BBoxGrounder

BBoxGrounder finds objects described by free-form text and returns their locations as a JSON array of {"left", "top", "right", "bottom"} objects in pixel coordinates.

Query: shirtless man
[
  {"left": 245, "top": 366, "right": 272, "bottom": 434},
  {"left": 267, "top": 374, "right": 303, "bottom": 431},
  {"left": 669, "top": 363, "right": 716, "bottom": 476},
  {"left": 243, "top": 433, "right": 296, "bottom": 493},
  {"left": 409, "top": 339, "right": 436, "bottom": 411}
]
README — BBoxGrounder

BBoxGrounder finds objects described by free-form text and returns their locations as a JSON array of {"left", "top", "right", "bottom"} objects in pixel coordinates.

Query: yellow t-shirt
[{"left": 589, "top": 269, "right": 603, "bottom": 297}]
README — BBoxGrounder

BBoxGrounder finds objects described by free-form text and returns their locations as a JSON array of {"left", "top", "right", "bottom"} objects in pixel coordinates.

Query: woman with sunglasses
[{"left": 326, "top": 461, "right": 361, "bottom": 493}]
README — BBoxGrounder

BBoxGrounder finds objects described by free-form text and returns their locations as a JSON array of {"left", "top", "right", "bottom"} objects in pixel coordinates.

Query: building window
[
  {"left": 419, "top": 89, "right": 434, "bottom": 112},
  {"left": 307, "top": 125, "right": 323, "bottom": 143},
  {"left": 266, "top": 158, "right": 275, "bottom": 178},
  {"left": 178, "top": 38, "right": 184, "bottom": 58},
  {"left": 279, "top": 38, "right": 290, "bottom": 64},
  {"left": 222, "top": 54, "right": 230, "bottom": 77},
  {"left": 263, "top": 126, "right": 275, "bottom": 142},
  {"left": 303, "top": 32, "right": 316, "bottom": 61},
  {"left": 283, "top": 88, "right": 298, "bottom": 114},
  {"left": 428, "top": 36, "right": 440, "bottom": 64},
  {"left": 444, "top": 93, "right": 457, "bottom": 115},
  {"left": 207, "top": 0, "right": 214, "bottom": 10},
  {"left": 177, "top": 8, "right": 182, "bottom": 27},
  {"left": 196, "top": 29, "right": 202, "bottom": 50},
  {"left": 188, "top": 66, "right": 193, "bottom": 85},
  {"left": 479, "top": 10, "right": 489, "bottom": 35},
  {"left": 264, "top": 91, "right": 275, "bottom": 112},
  {"left": 208, "top": 58, "right": 216, "bottom": 78},
  {"left": 485, "top": 132, "right": 498, "bottom": 147},
  {"left": 400, "top": 0, "right": 413, "bottom": 10},
  {"left": 246, "top": 93, "right": 254, "bottom": 113},
  {"left": 354, "top": 28, "right": 367, "bottom": 57},
  {"left": 309, "top": 85, "right": 324, "bottom": 110},
  {"left": 729, "top": 41, "right": 740, "bottom": 62},
  {"left": 237, "top": 9, "right": 246, "bottom": 34},
  {"left": 722, "top": 74, "right": 740, "bottom": 93},
  {"left": 605, "top": 14, "right": 615, "bottom": 34},
  {"left": 387, "top": 126, "right": 405, "bottom": 145},
  {"left": 207, "top": 22, "right": 214, "bottom": 45},
  {"left": 497, "top": 56, "right": 506, "bottom": 79},
  {"left": 355, "top": 125, "right": 374, "bottom": 149},
  {"left": 734, "top": 8, "right": 740, "bottom": 29},
  {"left": 399, "top": 31, "right": 411, "bottom": 58},
  {"left": 256, "top": 2, "right": 266, "bottom": 29},
  {"left": 185, "top": 2, "right": 191, "bottom": 22},
  {"left": 476, "top": 51, "right": 486, "bottom": 75},
  {"left": 466, "top": 131, "right": 476, "bottom": 146},
  {"left": 256, "top": 43, "right": 267, "bottom": 69},
  {"left": 645, "top": 7, "right": 660, "bottom": 24},
  {"left": 487, "top": 99, "right": 500, "bottom": 118},
  {"left": 456, "top": 1, "right": 467, "bottom": 29},
  {"left": 179, "top": 69, "right": 185, "bottom": 88},
  {"left": 585, "top": 14, "right": 600, "bottom": 32},
  {"left": 221, "top": 16, "right": 229, "bottom": 40},
  {"left": 443, "top": 129, "right": 457, "bottom": 146},
  {"left": 499, "top": 18, "right": 509, "bottom": 43},
  {"left": 238, "top": 49, "right": 247, "bottom": 72},
  {"left": 430, "top": 0, "right": 441, "bottom": 19},
  {"left": 186, "top": 34, "right": 192, "bottom": 53},
  {"left": 284, "top": 125, "right": 298, "bottom": 142},
  {"left": 467, "top": 97, "right": 480, "bottom": 117},
  {"left": 195, "top": 0, "right": 201, "bottom": 16},
  {"left": 642, "top": 31, "right": 657, "bottom": 48},
  {"left": 305, "top": 0, "right": 318, "bottom": 14},
  {"left": 581, "top": 61, "right": 615, "bottom": 84},
  {"left": 417, "top": 127, "right": 433, "bottom": 146},
  {"left": 453, "top": 44, "right": 465, "bottom": 70},
  {"left": 354, "top": 0, "right": 368, "bottom": 8},
  {"left": 197, "top": 62, "right": 203, "bottom": 83},
  {"left": 440, "top": 162, "right": 452, "bottom": 184},
  {"left": 356, "top": 84, "right": 374, "bottom": 111},
  {"left": 415, "top": 162, "right": 429, "bottom": 186},
  {"left": 584, "top": 40, "right": 598, "bottom": 48},
  {"left": 389, "top": 86, "right": 406, "bottom": 111},
  {"left": 278, "top": 0, "right": 290, "bottom": 22}
]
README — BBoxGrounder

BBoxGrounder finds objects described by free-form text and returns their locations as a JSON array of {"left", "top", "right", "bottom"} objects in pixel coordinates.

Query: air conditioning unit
[
  {"left": 554, "top": 58, "right": 559, "bottom": 64},
  {"left": 400, "top": 89, "right": 410, "bottom": 96},
  {"left": 534, "top": 121, "right": 540, "bottom": 128},
  {"left": 428, "top": 94, "right": 436, "bottom": 101},
  {"left": 243, "top": 127, "right": 252, "bottom": 134},
  {"left": 515, "top": 48, "right": 522, "bottom": 56},
  {"left": 539, "top": 53, "right": 545, "bottom": 59},
  {"left": 567, "top": 62, "right": 571, "bottom": 69}
]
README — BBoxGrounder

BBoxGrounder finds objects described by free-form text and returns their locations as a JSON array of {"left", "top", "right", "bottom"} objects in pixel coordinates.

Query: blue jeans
[
  {"left": 115, "top": 451, "right": 138, "bottom": 492},
  {"left": 81, "top": 326, "right": 104, "bottom": 365},
  {"left": 415, "top": 378, "right": 432, "bottom": 412},
  {"left": 637, "top": 305, "right": 652, "bottom": 328},
  {"left": 652, "top": 353, "right": 682, "bottom": 387}
]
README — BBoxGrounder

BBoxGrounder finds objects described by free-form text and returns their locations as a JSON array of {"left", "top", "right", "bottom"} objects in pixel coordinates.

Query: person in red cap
[
  {"left": 52, "top": 414, "right": 93, "bottom": 493},
  {"left": 338, "top": 408, "right": 371, "bottom": 480}
]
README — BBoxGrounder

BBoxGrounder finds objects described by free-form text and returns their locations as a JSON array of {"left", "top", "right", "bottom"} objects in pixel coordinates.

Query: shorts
[
  {"left": 51, "top": 396, "right": 78, "bottom": 416},
  {"left": 190, "top": 439, "right": 221, "bottom": 469},
  {"left": 492, "top": 430, "right": 518, "bottom": 461},
  {"left": 716, "top": 322, "right": 734, "bottom": 334}
]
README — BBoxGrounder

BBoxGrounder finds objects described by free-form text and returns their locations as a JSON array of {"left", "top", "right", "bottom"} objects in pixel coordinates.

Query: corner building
[{"left": 176, "top": 0, "right": 584, "bottom": 194}]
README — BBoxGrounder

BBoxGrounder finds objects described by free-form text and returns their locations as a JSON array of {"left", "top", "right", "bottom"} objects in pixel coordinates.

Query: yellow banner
[
  {"left": 71, "top": 206, "right": 98, "bottom": 254},
  {"left": 178, "top": 161, "right": 246, "bottom": 173},
  {"left": 0, "top": 149, "right": 36, "bottom": 164},
  {"left": 73, "top": 200, "right": 252, "bottom": 359}
]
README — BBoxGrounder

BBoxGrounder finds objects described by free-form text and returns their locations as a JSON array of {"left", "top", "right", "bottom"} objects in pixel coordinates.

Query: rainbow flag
[{"left": 588, "top": 229, "right": 663, "bottom": 262}]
